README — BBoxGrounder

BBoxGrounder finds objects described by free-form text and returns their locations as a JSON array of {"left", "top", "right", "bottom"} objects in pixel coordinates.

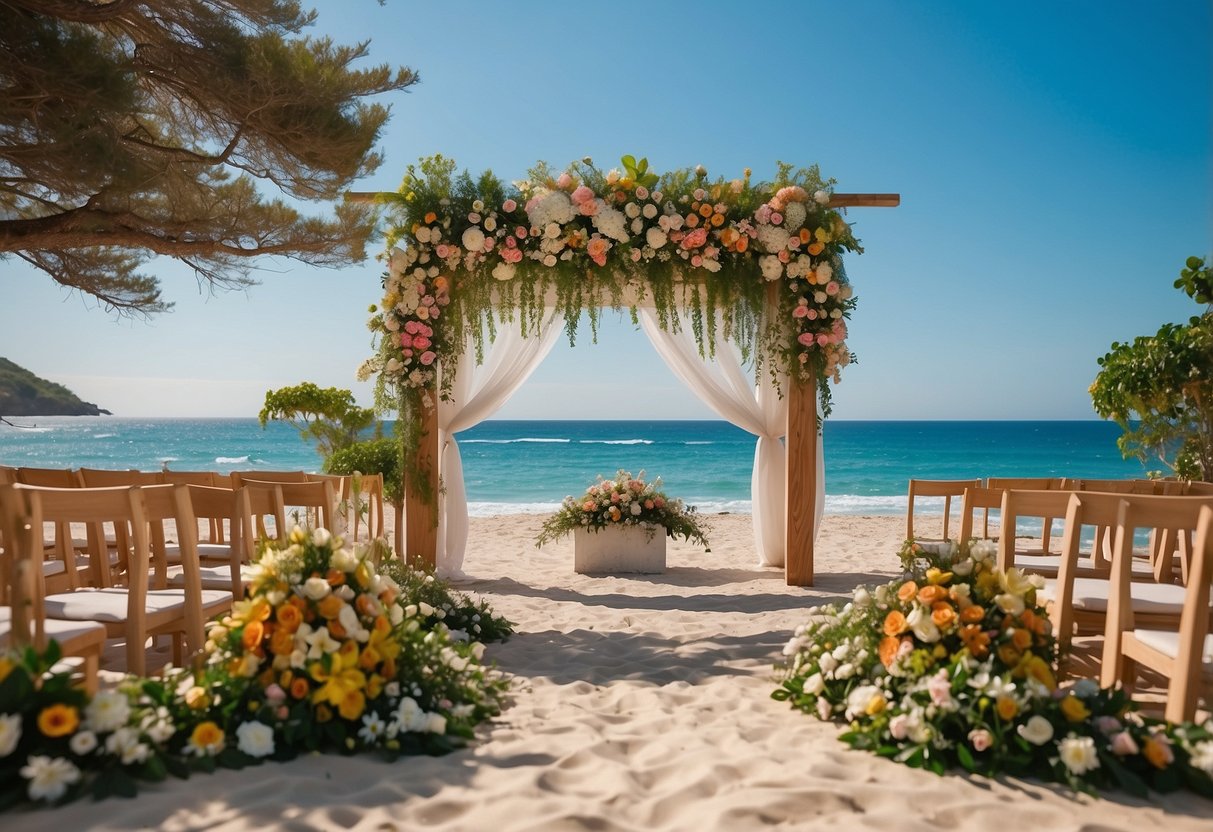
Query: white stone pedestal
[{"left": 573, "top": 524, "right": 667, "bottom": 574}]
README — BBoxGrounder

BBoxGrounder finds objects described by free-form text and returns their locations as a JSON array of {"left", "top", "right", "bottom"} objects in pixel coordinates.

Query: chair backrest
[
  {"left": 1168, "top": 504, "right": 1213, "bottom": 720},
  {"left": 0, "top": 484, "right": 43, "bottom": 646},
  {"left": 17, "top": 483, "right": 150, "bottom": 601},
  {"left": 997, "top": 488, "right": 1074, "bottom": 571},
  {"left": 16, "top": 467, "right": 82, "bottom": 487},
  {"left": 905, "top": 478, "right": 981, "bottom": 541},
  {"left": 958, "top": 486, "right": 1005, "bottom": 542},
  {"left": 182, "top": 484, "right": 246, "bottom": 597},
  {"left": 235, "top": 482, "right": 287, "bottom": 557},
  {"left": 78, "top": 468, "right": 161, "bottom": 487},
  {"left": 1065, "top": 478, "right": 1157, "bottom": 495},
  {"left": 139, "top": 484, "right": 207, "bottom": 651},
  {"left": 1114, "top": 494, "right": 1213, "bottom": 585},
  {"left": 159, "top": 470, "right": 220, "bottom": 487},
  {"left": 229, "top": 470, "right": 310, "bottom": 490},
  {"left": 986, "top": 476, "right": 1065, "bottom": 491},
  {"left": 0, "top": 465, "right": 16, "bottom": 486},
  {"left": 1185, "top": 481, "right": 1213, "bottom": 496}
]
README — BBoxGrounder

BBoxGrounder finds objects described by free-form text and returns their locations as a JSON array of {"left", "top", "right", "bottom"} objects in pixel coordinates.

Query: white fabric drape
[
  {"left": 638, "top": 309, "right": 824, "bottom": 567},
  {"left": 435, "top": 315, "right": 562, "bottom": 575}
]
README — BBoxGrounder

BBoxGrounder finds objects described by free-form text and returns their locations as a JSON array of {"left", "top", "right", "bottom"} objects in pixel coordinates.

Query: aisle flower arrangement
[
  {"left": 0, "top": 528, "right": 511, "bottom": 809},
  {"left": 774, "top": 539, "right": 1213, "bottom": 798},
  {"left": 536, "top": 470, "right": 710, "bottom": 549}
]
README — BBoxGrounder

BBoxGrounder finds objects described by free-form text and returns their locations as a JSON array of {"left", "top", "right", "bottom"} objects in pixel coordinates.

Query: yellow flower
[
  {"left": 185, "top": 686, "right": 210, "bottom": 711},
  {"left": 1142, "top": 736, "right": 1174, "bottom": 769},
  {"left": 995, "top": 696, "right": 1019, "bottom": 721},
  {"left": 1059, "top": 694, "right": 1091, "bottom": 723},
  {"left": 865, "top": 694, "right": 887, "bottom": 716},
  {"left": 924, "top": 567, "right": 953, "bottom": 586},
  {"left": 37, "top": 703, "right": 80, "bottom": 738},
  {"left": 0, "top": 655, "right": 15, "bottom": 685},
  {"left": 187, "top": 721, "right": 225, "bottom": 756},
  {"left": 312, "top": 641, "right": 368, "bottom": 718},
  {"left": 1019, "top": 654, "right": 1057, "bottom": 691}
]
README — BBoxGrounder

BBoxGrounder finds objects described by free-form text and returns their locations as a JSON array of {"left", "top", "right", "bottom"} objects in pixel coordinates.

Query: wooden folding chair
[
  {"left": 15, "top": 466, "right": 84, "bottom": 589},
  {"left": 996, "top": 489, "right": 1074, "bottom": 576},
  {"left": 0, "top": 485, "right": 107, "bottom": 694},
  {"left": 1050, "top": 492, "right": 1197, "bottom": 657},
  {"left": 987, "top": 477, "right": 1065, "bottom": 550},
  {"left": 1101, "top": 496, "right": 1213, "bottom": 704},
  {"left": 26, "top": 484, "right": 209, "bottom": 676},
  {"left": 958, "top": 486, "right": 1005, "bottom": 542},
  {"left": 165, "top": 484, "right": 249, "bottom": 599},
  {"left": 905, "top": 479, "right": 980, "bottom": 543}
]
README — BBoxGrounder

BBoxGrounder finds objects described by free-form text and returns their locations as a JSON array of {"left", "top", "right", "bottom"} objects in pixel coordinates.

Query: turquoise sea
[{"left": 0, "top": 418, "right": 1151, "bottom": 517}]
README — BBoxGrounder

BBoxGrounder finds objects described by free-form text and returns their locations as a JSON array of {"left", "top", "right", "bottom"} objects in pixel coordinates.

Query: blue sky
[{"left": 2, "top": 0, "right": 1209, "bottom": 420}]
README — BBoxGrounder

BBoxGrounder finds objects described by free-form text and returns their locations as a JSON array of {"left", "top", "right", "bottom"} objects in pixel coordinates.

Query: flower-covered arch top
[{"left": 363, "top": 154, "right": 863, "bottom": 413}]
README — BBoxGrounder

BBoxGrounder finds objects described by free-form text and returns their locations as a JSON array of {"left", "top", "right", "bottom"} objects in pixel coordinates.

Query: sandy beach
[{"left": 7, "top": 512, "right": 1213, "bottom": 831}]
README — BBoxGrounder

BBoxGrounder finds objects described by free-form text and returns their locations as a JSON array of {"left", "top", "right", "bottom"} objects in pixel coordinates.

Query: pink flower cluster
[{"left": 399, "top": 320, "right": 437, "bottom": 366}]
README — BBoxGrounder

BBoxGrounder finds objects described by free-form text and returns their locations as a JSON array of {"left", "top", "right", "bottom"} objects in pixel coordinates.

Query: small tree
[
  {"left": 259, "top": 382, "right": 378, "bottom": 459},
  {"left": 1090, "top": 256, "right": 1213, "bottom": 481}
]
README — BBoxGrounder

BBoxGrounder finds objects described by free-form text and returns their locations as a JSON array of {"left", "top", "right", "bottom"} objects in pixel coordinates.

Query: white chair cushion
[
  {"left": 0, "top": 608, "right": 107, "bottom": 645},
  {"left": 1130, "top": 628, "right": 1213, "bottom": 665},
  {"left": 162, "top": 543, "right": 234, "bottom": 563},
  {"left": 1064, "top": 578, "right": 1187, "bottom": 615},
  {"left": 42, "top": 560, "right": 65, "bottom": 577},
  {"left": 166, "top": 563, "right": 253, "bottom": 590}
]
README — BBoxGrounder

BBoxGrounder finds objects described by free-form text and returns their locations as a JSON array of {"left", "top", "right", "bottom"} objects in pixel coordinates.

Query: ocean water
[{"left": 0, "top": 417, "right": 1151, "bottom": 517}]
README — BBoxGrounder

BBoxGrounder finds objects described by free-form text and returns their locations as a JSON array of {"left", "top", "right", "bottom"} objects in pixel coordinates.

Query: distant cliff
[{"left": 0, "top": 357, "right": 110, "bottom": 417}]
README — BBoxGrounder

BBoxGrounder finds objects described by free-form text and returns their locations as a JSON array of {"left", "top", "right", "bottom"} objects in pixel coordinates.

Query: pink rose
[
  {"left": 524, "top": 195, "right": 541, "bottom": 214},
  {"left": 1110, "top": 732, "right": 1140, "bottom": 756},
  {"left": 826, "top": 281, "right": 839, "bottom": 295},
  {"left": 792, "top": 306, "right": 808, "bottom": 319},
  {"left": 571, "top": 185, "right": 594, "bottom": 205},
  {"left": 502, "top": 198, "right": 517, "bottom": 213},
  {"left": 644, "top": 499, "right": 654, "bottom": 510},
  {"left": 399, "top": 333, "right": 414, "bottom": 348},
  {"left": 816, "top": 333, "right": 830, "bottom": 347},
  {"left": 798, "top": 333, "right": 815, "bottom": 347},
  {"left": 693, "top": 188, "right": 706, "bottom": 201},
  {"left": 690, "top": 255, "right": 703, "bottom": 267},
  {"left": 504, "top": 236, "right": 517, "bottom": 249},
  {"left": 503, "top": 247, "right": 523, "bottom": 263},
  {"left": 419, "top": 351, "right": 436, "bottom": 366},
  {"left": 777, "top": 249, "right": 791, "bottom": 263},
  {"left": 770, "top": 212, "right": 783, "bottom": 225},
  {"left": 635, "top": 186, "right": 649, "bottom": 199},
  {"left": 420, "top": 323, "right": 433, "bottom": 337},
  {"left": 578, "top": 199, "right": 599, "bottom": 217},
  {"left": 412, "top": 336, "right": 431, "bottom": 350},
  {"left": 405, "top": 321, "right": 420, "bottom": 335},
  {"left": 680, "top": 227, "right": 709, "bottom": 250},
  {"left": 651, "top": 191, "right": 662, "bottom": 202},
  {"left": 586, "top": 237, "right": 609, "bottom": 266},
  {"left": 400, "top": 348, "right": 413, "bottom": 359},
  {"left": 515, "top": 226, "right": 528, "bottom": 238},
  {"left": 806, "top": 308, "right": 818, "bottom": 320},
  {"left": 421, "top": 295, "right": 434, "bottom": 306},
  {"left": 654, "top": 497, "right": 665, "bottom": 509},
  {"left": 265, "top": 684, "right": 286, "bottom": 705},
  {"left": 968, "top": 729, "right": 993, "bottom": 752},
  {"left": 556, "top": 172, "right": 574, "bottom": 190},
  {"left": 429, "top": 307, "right": 440, "bottom": 319},
  {"left": 630, "top": 248, "right": 642, "bottom": 262},
  {"left": 787, "top": 237, "right": 801, "bottom": 250},
  {"left": 435, "top": 244, "right": 450, "bottom": 258},
  {"left": 610, "top": 492, "right": 621, "bottom": 503},
  {"left": 583, "top": 501, "right": 596, "bottom": 512}
]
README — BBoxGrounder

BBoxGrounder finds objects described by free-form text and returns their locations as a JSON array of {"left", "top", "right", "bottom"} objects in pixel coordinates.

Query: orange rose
[
  {"left": 1011, "top": 628, "right": 1033, "bottom": 651},
  {"left": 317, "top": 595, "right": 344, "bottom": 621},
  {"left": 897, "top": 581, "right": 919, "bottom": 603},
  {"left": 878, "top": 635, "right": 902, "bottom": 667},
  {"left": 328, "top": 620, "right": 348, "bottom": 639},
  {"left": 917, "top": 585, "right": 948, "bottom": 606},
  {"left": 997, "top": 643, "right": 1022, "bottom": 668},
  {"left": 807, "top": 241, "right": 825, "bottom": 256},
  {"left": 960, "top": 605, "right": 986, "bottom": 624},
  {"left": 735, "top": 236, "right": 748, "bottom": 253},
  {"left": 930, "top": 602, "right": 957, "bottom": 629},
  {"left": 710, "top": 213, "right": 725, "bottom": 227},
  {"left": 996, "top": 695, "right": 1019, "bottom": 721},
  {"left": 1020, "top": 608, "right": 1049, "bottom": 636},
  {"left": 959, "top": 624, "right": 990, "bottom": 658},
  {"left": 883, "top": 610, "right": 909, "bottom": 637},
  {"left": 276, "top": 603, "right": 302, "bottom": 632},
  {"left": 290, "top": 677, "right": 311, "bottom": 699},
  {"left": 1143, "top": 736, "right": 1174, "bottom": 769},
  {"left": 799, "top": 228, "right": 811, "bottom": 244},
  {"left": 326, "top": 568, "right": 346, "bottom": 587},
  {"left": 37, "top": 703, "right": 79, "bottom": 738},
  {"left": 699, "top": 203, "right": 713, "bottom": 218},
  {"left": 270, "top": 627, "right": 296, "bottom": 656},
  {"left": 242, "top": 620, "right": 265, "bottom": 650},
  {"left": 423, "top": 211, "right": 437, "bottom": 224}
]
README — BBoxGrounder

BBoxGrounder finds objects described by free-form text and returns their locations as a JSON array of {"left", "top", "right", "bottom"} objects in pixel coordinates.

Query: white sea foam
[
  {"left": 215, "top": 455, "right": 250, "bottom": 464},
  {"left": 684, "top": 441, "right": 714, "bottom": 445},
  {"left": 579, "top": 439, "right": 653, "bottom": 445},
  {"left": 158, "top": 456, "right": 179, "bottom": 463},
  {"left": 468, "top": 501, "right": 564, "bottom": 517},
  {"left": 92, "top": 433, "right": 117, "bottom": 439},
  {"left": 461, "top": 438, "right": 570, "bottom": 444}
]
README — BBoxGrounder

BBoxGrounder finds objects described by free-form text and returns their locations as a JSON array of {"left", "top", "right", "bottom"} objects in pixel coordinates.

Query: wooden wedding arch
[{"left": 350, "top": 167, "right": 897, "bottom": 587}]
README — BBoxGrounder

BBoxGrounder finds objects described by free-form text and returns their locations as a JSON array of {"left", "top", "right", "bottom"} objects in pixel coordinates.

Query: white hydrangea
[
  {"left": 461, "top": 226, "right": 486, "bottom": 252},
  {"left": 784, "top": 201, "right": 807, "bottom": 230},
  {"left": 492, "top": 262, "right": 516, "bottom": 281},
  {"left": 527, "top": 191, "right": 575, "bottom": 228},
  {"left": 592, "top": 203, "right": 629, "bottom": 242},
  {"left": 755, "top": 222, "right": 791, "bottom": 254},
  {"left": 645, "top": 227, "right": 668, "bottom": 249},
  {"left": 759, "top": 255, "right": 783, "bottom": 281},
  {"left": 236, "top": 721, "right": 276, "bottom": 758}
]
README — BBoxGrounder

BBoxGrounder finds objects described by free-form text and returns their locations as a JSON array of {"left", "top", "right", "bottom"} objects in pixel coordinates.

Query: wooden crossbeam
[{"left": 345, "top": 191, "right": 899, "bottom": 208}]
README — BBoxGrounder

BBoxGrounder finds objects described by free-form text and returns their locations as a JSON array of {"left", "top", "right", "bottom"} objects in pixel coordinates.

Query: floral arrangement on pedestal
[
  {"left": 0, "top": 529, "right": 512, "bottom": 810},
  {"left": 360, "top": 155, "right": 862, "bottom": 499},
  {"left": 773, "top": 539, "right": 1213, "bottom": 798},
  {"left": 536, "top": 470, "right": 710, "bottom": 549}
]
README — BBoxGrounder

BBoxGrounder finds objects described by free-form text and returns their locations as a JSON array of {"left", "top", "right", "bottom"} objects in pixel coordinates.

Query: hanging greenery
[{"left": 360, "top": 154, "right": 864, "bottom": 506}]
